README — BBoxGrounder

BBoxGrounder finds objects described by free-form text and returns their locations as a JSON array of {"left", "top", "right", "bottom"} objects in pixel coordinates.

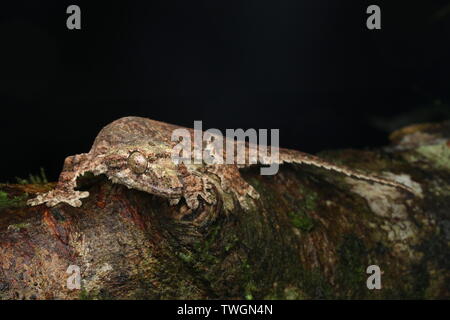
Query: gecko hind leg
[{"left": 180, "top": 171, "right": 217, "bottom": 210}]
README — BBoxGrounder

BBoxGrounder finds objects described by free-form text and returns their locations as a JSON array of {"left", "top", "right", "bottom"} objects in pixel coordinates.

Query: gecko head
[{"left": 103, "top": 144, "right": 183, "bottom": 199}]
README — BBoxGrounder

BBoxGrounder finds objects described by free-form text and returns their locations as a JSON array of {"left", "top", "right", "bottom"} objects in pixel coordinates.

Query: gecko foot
[{"left": 27, "top": 189, "right": 90, "bottom": 208}]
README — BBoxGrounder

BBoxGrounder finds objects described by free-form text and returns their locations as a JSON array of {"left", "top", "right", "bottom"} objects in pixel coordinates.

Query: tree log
[{"left": 0, "top": 122, "right": 449, "bottom": 299}]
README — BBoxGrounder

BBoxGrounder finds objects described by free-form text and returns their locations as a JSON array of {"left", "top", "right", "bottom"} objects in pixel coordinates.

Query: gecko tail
[{"left": 277, "top": 149, "right": 416, "bottom": 195}]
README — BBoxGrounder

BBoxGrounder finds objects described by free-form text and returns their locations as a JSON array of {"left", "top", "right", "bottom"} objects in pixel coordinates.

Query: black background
[{"left": 1, "top": 1, "right": 449, "bottom": 182}]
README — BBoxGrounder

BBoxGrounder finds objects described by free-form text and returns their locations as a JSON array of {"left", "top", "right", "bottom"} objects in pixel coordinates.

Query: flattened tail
[
  {"left": 277, "top": 149, "right": 416, "bottom": 195},
  {"left": 325, "top": 164, "right": 416, "bottom": 195}
]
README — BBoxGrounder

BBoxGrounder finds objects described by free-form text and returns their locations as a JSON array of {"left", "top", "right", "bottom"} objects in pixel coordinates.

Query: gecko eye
[{"left": 128, "top": 151, "right": 148, "bottom": 174}]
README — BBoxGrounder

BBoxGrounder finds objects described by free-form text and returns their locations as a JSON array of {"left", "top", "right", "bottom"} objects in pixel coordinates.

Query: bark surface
[{"left": 0, "top": 122, "right": 449, "bottom": 299}]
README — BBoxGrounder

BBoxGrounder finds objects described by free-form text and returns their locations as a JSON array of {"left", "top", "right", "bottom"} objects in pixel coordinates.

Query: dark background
[{"left": 1, "top": 1, "right": 450, "bottom": 182}]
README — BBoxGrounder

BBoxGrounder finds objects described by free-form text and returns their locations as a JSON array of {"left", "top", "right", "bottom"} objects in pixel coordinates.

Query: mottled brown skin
[{"left": 28, "top": 117, "right": 414, "bottom": 211}]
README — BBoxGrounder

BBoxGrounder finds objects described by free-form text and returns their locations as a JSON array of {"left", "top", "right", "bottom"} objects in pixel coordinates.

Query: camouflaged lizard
[{"left": 27, "top": 116, "right": 414, "bottom": 212}]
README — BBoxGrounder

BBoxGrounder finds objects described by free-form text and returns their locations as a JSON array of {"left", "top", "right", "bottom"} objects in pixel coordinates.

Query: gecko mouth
[
  {"left": 107, "top": 172, "right": 182, "bottom": 199},
  {"left": 145, "top": 183, "right": 182, "bottom": 199}
]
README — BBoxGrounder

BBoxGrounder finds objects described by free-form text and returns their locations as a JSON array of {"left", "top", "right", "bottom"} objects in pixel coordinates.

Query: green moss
[
  {"left": 287, "top": 186, "right": 317, "bottom": 232},
  {"left": 299, "top": 270, "right": 334, "bottom": 299},
  {"left": 247, "top": 176, "right": 276, "bottom": 202},
  {"left": 412, "top": 235, "right": 450, "bottom": 299},
  {"left": 15, "top": 167, "right": 48, "bottom": 185},
  {"left": 224, "top": 234, "right": 239, "bottom": 252},
  {"left": 336, "top": 234, "right": 367, "bottom": 298},
  {"left": 149, "top": 249, "right": 205, "bottom": 299},
  {"left": 300, "top": 186, "right": 318, "bottom": 211},
  {"left": 244, "top": 276, "right": 256, "bottom": 300},
  {"left": 173, "top": 223, "right": 224, "bottom": 295},
  {"left": 241, "top": 260, "right": 257, "bottom": 300},
  {"left": 409, "top": 263, "right": 429, "bottom": 299},
  {"left": 0, "top": 191, "right": 28, "bottom": 209},
  {"left": 415, "top": 143, "right": 450, "bottom": 170},
  {"left": 177, "top": 251, "right": 194, "bottom": 264},
  {"left": 79, "top": 288, "right": 93, "bottom": 300},
  {"left": 192, "top": 225, "right": 221, "bottom": 265},
  {"left": 288, "top": 211, "right": 314, "bottom": 232},
  {"left": 78, "top": 288, "right": 113, "bottom": 300},
  {"left": 281, "top": 286, "right": 307, "bottom": 300},
  {"left": 7, "top": 222, "right": 31, "bottom": 231}
]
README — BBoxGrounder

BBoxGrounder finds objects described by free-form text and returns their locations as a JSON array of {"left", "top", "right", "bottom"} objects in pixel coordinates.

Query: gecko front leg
[{"left": 27, "top": 153, "right": 107, "bottom": 207}]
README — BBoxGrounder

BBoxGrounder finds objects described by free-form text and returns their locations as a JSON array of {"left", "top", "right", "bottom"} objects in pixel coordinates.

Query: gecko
[{"left": 27, "top": 116, "right": 415, "bottom": 212}]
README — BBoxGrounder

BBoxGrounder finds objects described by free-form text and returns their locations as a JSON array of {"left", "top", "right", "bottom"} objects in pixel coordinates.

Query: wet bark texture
[{"left": 1, "top": 122, "right": 449, "bottom": 299}]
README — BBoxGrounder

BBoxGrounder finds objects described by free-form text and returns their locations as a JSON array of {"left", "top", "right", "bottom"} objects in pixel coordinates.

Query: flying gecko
[{"left": 27, "top": 116, "right": 414, "bottom": 212}]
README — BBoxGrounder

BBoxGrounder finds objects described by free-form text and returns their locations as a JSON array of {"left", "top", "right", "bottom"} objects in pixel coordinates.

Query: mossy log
[{"left": 1, "top": 122, "right": 449, "bottom": 300}]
